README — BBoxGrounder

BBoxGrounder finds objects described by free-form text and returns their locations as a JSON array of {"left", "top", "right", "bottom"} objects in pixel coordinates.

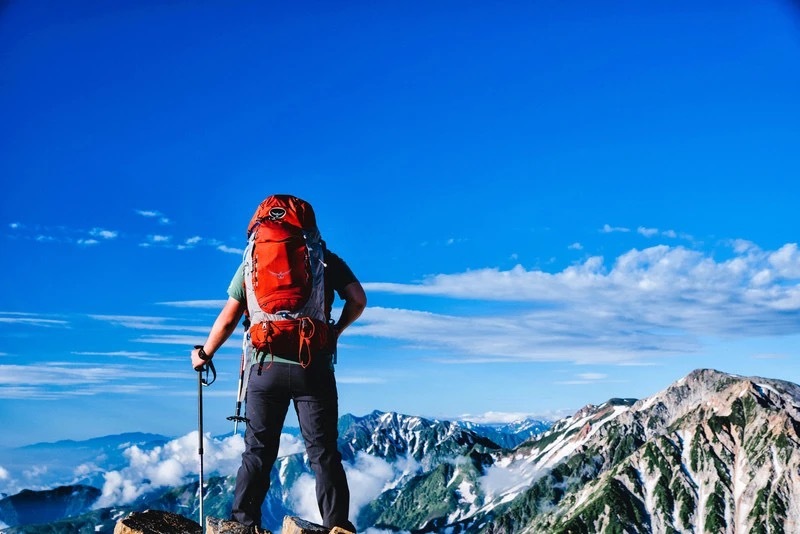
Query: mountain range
[{"left": 1, "top": 368, "right": 798, "bottom": 533}]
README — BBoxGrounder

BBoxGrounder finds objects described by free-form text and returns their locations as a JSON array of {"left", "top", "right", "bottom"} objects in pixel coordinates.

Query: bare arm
[
  {"left": 191, "top": 297, "right": 247, "bottom": 370},
  {"left": 334, "top": 281, "right": 367, "bottom": 335}
]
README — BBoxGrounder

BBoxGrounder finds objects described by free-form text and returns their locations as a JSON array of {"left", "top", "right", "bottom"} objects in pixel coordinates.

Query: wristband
[{"left": 195, "top": 345, "right": 212, "bottom": 361}]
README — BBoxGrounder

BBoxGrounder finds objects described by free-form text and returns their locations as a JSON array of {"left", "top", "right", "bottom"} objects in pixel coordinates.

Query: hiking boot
[{"left": 205, "top": 517, "right": 272, "bottom": 534}]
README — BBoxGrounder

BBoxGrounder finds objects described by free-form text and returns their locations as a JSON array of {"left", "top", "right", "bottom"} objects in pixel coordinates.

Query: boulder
[{"left": 113, "top": 510, "right": 201, "bottom": 534}]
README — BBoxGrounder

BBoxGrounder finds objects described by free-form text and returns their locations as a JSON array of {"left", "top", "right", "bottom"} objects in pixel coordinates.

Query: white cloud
[
  {"left": 90, "top": 228, "right": 118, "bottom": 239},
  {"left": 94, "top": 432, "right": 307, "bottom": 509},
  {"left": 135, "top": 334, "right": 207, "bottom": 346},
  {"left": 600, "top": 224, "right": 630, "bottom": 233},
  {"left": 358, "top": 242, "right": 800, "bottom": 364},
  {"left": 578, "top": 372, "right": 607, "bottom": 380},
  {"left": 345, "top": 454, "right": 398, "bottom": 525},
  {"left": 89, "top": 314, "right": 207, "bottom": 333},
  {"left": 289, "top": 473, "right": 322, "bottom": 523},
  {"left": 95, "top": 432, "right": 247, "bottom": 508},
  {"left": 217, "top": 245, "right": 244, "bottom": 255},
  {"left": 77, "top": 238, "right": 99, "bottom": 246},
  {"left": 336, "top": 376, "right": 387, "bottom": 384},
  {"left": 151, "top": 235, "right": 170, "bottom": 243},
  {"left": 72, "top": 351, "right": 178, "bottom": 361},
  {"left": 185, "top": 236, "right": 202, "bottom": 245},
  {"left": 158, "top": 300, "right": 228, "bottom": 309},
  {"left": 753, "top": 353, "right": 788, "bottom": 360},
  {"left": 0, "top": 312, "right": 68, "bottom": 327},
  {"left": 662, "top": 229, "right": 677, "bottom": 238},
  {"left": 136, "top": 210, "right": 161, "bottom": 218},
  {"left": 568, "top": 242, "right": 583, "bottom": 250},
  {"left": 555, "top": 372, "right": 610, "bottom": 385},
  {"left": 459, "top": 411, "right": 537, "bottom": 425},
  {"left": 0, "top": 363, "right": 188, "bottom": 399},
  {"left": 9, "top": 222, "right": 21, "bottom": 229},
  {"left": 637, "top": 226, "right": 659, "bottom": 238},
  {"left": 289, "top": 452, "right": 408, "bottom": 530},
  {"left": 0, "top": 465, "right": 9, "bottom": 480}
]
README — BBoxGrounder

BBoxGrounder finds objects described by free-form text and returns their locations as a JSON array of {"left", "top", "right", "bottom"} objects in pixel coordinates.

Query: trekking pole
[
  {"left": 227, "top": 319, "right": 250, "bottom": 434},
  {"left": 195, "top": 348, "right": 216, "bottom": 532}
]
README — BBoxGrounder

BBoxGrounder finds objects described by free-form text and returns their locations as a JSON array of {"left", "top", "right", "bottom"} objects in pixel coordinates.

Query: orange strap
[
  {"left": 258, "top": 322, "right": 275, "bottom": 373},
  {"left": 298, "top": 317, "right": 315, "bottom": 368}
]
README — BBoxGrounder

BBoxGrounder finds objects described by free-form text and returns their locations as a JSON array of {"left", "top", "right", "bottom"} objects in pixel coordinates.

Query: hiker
[{"left": 191, "top": 194, "right": 366, "bottom": 532}]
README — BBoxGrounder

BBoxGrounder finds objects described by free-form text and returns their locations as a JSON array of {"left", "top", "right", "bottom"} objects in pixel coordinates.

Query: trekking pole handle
[{"left": 195, "top": 346, "right": 217, "bottom": 386}]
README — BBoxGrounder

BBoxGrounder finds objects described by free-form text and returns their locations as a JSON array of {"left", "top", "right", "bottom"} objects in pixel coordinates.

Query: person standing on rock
[{"left": 191, "top": 194, "right": 366, "bottom": 533}]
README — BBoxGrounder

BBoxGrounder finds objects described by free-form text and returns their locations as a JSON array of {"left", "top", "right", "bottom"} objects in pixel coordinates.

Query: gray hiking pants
[{"left": 230, "top": 358, "right": 355, "bottom": 532}]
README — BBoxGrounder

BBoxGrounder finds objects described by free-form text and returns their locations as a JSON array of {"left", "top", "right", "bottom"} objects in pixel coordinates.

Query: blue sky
[{"left": 1, "top": 1, "right": 799, "bottom": 448}]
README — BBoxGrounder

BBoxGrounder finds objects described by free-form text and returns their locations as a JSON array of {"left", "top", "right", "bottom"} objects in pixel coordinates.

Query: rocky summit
[{"left": 114, "top": 512, "right": 353, "bottom": 534}]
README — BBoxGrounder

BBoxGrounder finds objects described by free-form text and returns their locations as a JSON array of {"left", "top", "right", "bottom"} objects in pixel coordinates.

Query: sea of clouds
[{"left": 93, "top": 432, "right": 421, "bottom": 531}]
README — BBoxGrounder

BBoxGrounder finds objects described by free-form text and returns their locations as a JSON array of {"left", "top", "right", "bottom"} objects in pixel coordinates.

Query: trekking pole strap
[{"left": 195, "top": 346, "right": 217, "bottom": 386}]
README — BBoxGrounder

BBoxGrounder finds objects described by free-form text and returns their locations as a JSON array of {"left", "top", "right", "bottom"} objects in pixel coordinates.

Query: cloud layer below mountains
[{"left": 92, "top": 431, "right": 421, "bottom": 532}]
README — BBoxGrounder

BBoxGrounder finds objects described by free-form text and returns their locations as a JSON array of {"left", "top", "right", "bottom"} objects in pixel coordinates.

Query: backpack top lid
[{"left": 247, "top": 194, "right": 317, "bottom": 236}]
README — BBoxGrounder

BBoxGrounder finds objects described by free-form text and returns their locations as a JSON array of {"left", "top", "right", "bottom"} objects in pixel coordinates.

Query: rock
[
  {"left": 113, "top": 512, "right": 349, "bottom": 534},
  {"left": 281, "top": 516, "right": 354, "bottom": 534},
  {"left": 113, "top": 510, "right": 202, "bottom": 534}
]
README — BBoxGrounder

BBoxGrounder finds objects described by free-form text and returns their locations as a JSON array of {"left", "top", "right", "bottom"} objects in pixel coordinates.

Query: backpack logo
[
  {"left": 268, "top": 207, "right": 287, "bottom": 220},
  {"left": 268, "top": 269, "right": 291, "bottom": 279}
]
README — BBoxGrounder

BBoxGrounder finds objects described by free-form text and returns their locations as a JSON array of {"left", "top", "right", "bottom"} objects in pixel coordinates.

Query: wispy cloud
[
  {"left": 90, "top": 228, "right": 118, "bottom": 240},
  {"left": 458, "top": 411, "right": 543, "bottom": 424},
  {"left": 217, "top": 245, "right": 244, "bottom": 255},
  {"left": 135, "top": 209, "right": 170, "bottom": 225},
  {"left": 637, "top": 226, "right": 687, "bottom": 240},
  {"left": 158, "top": 300, "right": 228, "bottom": 309},
  {"left": 600, "top": 224, "right": 630, "bottom": 233},
  {"left": 7, "top": 219, "right": 240, "bottom": 254},
  {"left": 71, "top": 351, "right": 180, "bottom": 362},
  {"left": 336, "top": 375, "right": 387, "bottom": 384},
  {"left": 135, "top": 334, "right": 208, "bottom": 346},
  {"left": 0, "top": 363, "right": 188, "bottom": 400},
  {"left": 568, "top": 242, "right": 583, "bottom": 250},
  {"left": 555, "top": 372, "right": 612, "bottom": 385},
  {"left": 7, "top": 224, "right": 120, "bottom": 247},
  {"left": 358, "top": 242, "right": 800, "bottom": 364},
  {"left": 0, "top": 312, "right": 68, "bottom": 327},
  {"left": 89, "top": 315, "right": 207, "bottom": 333},
  {"left": 752, "top": 353, "right": 789, "bottom": 360},
  {"left": 637, "top": 226, "right": 659, "bottom": 238}
]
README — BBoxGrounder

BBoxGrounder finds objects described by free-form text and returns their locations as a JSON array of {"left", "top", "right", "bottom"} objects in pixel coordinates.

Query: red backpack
[{"left": 243, "top": 195, "right": 329, "bottom": 367}]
